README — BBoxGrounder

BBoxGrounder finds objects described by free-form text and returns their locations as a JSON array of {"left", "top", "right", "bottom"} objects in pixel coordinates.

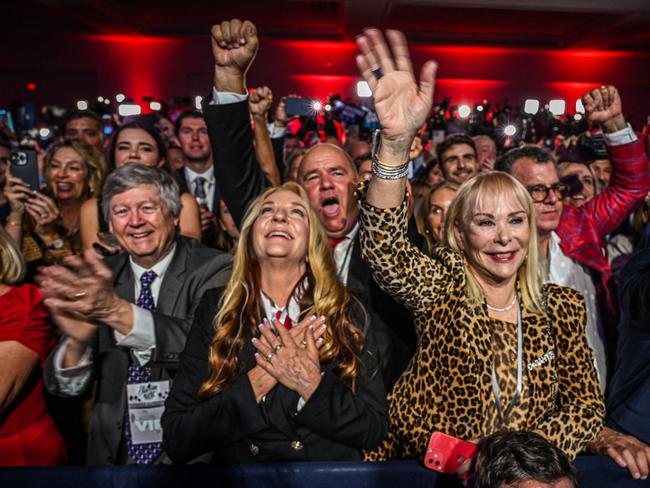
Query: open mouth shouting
[{"left": 320, "top": 196, "right": 340, "bottom": 218}]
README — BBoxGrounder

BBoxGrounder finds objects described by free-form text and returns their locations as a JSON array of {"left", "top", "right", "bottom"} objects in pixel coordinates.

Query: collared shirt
[
  {"left": 334, "top": 222, "right": 360, "bottom": 286},
  {"left": 547, "top": 232, "right": 607, "bottom": 392},
  {"left": 54, "top": 246, "right": 177, "bottom": 394},
  {"left": 258, "top": 289, "right": 313, "bottom": 411},
  {"left": 184, "top": 165, "right": 216, "bottom": 212}
]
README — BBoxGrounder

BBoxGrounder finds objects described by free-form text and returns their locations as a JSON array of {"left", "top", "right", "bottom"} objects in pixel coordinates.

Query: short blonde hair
[
  {"left": 0, "top": 225, "right": 25, "bottom": 284},
  {"left": 442, "top": 171, "right": 543, "bottom": 314}
]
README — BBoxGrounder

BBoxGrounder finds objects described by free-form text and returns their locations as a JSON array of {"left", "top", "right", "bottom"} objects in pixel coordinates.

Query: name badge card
[{"left": 126, "top": 380, "right": 170, "bottom": 445}]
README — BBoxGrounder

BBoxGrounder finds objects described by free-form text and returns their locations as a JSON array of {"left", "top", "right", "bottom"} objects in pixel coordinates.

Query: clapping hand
[
  {"left": 582, "top": 85, "right": 626, "bottom": 134},
  {"left": 252, "top": 315, "right": 327, "bottom": 401}
]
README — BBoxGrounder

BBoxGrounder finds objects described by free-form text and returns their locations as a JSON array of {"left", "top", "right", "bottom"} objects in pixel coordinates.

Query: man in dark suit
[
  {"left": 174, "top": 110, "right": 222, "bottom": 239},
  {"left": 41, "top": 164, "right": 232, "bottom": 465},
  {"left": 204, "top": 19, "right": 412, "bottom": 386}
]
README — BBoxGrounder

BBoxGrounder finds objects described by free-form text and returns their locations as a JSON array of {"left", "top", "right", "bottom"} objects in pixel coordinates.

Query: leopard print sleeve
[
  {"left": 535, "top": 284, "right": 606, "bottom": 460},
  {"left": 356, "top": 183, "right": 462, "bottom": 315}
]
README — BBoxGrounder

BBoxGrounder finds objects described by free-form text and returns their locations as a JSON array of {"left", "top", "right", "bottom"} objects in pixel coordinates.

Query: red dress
[{"left": 0, "top": 284, "right": 66, "bottom": 466}]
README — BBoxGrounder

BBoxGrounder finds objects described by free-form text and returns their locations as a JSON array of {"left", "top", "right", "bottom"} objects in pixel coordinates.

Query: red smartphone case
[{"left": 424, "top": 432, "right": 477, "bottom": 478}]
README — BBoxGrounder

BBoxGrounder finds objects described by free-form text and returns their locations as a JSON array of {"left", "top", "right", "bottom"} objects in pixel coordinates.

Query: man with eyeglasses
[{"left": 496, "top": 85, "right": 650, "bottom": 479}]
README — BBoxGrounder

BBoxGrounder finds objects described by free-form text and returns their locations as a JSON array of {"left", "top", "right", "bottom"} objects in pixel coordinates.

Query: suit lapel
[{"left": 157, "top": 241, "right": 186, "bottom": 316}]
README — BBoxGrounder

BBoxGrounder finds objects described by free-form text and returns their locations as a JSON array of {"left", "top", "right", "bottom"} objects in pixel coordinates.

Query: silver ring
[
  {"left": 265, "top": 351, "right": 275, "bottom": 362},
  {"left": 372, "top": 67, "right": 383, "bottom": 79},
  {"left": 273, "top": 344, "right": 283, "bottom": 352},
  {"left": 41, "top": 213, "right": 49, "bottom": 219}
]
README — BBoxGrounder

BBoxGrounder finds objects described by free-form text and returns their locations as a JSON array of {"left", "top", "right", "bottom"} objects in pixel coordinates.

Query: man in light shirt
[
  {"left": 496, "top": 85, "right": 650, "bottom": 478},
  {"left": 41, "top": 164, "right": 232, "bottom": 464}
]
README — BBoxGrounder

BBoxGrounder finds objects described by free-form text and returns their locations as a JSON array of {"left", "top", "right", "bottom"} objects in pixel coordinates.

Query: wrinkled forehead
[{"left": 299, "top": 144, "right": 356, "bottom": 177}]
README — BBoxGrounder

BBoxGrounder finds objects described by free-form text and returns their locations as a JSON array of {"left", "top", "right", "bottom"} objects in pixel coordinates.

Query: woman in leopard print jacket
[{"left": 353, "top": 28, "right": 604, "bottom": 462}]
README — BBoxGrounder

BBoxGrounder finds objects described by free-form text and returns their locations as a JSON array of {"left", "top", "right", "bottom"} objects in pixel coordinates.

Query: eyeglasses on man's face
[{"left": 526, "top": 183, "right": 569, "bottom": 203}]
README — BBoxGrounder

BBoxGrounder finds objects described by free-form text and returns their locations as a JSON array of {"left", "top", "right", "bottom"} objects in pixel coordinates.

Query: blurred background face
[
  {"left": 473, "top": 135, "right": 497, "bottom": 173},
  {"left": 558, "top": 162, "right": 595, "bottom": 208},
  {"left": 427, "top": 186, "right": 456, "bottom": 242},
  {"left": 427, "top": 163, "right": 444, "bottom": 186},
  {"left": 177, "top": 117, "right": 210, "bottom": 162},
  {"left": 357, "top": 157, "right": 372, "bottom": 182},
  {"left": 65, "top": 116, "right": 104, "bottom": 150},
  {"left": 47, "top": 147, "right": 88, "bottom": 202},
  {"left": 441, "top": 143, "right": 477, "bottom": 185},
  {"left": 589, "top": 159, "right": 612, "bottom": 189},
  {"left": 114, "top": 128, "right": 162, "bottom": 168},
  {"left": 167, "top": 146, "right": 188, "bottom": 172}
]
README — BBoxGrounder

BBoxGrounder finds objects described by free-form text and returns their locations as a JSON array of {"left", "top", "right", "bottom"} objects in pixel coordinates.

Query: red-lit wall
[{"left": 2, "top": 33, "right": 649, "bottom": 127}]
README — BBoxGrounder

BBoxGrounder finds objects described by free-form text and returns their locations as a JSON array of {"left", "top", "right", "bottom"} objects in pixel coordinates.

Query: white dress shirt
[
  {"left": 184, "top": 165, "right": 216, "bottom": 212},
  {"left": 53, "top": 246, "right": 177, "bottom": 394},
  {"left": 546, "top": 232, "right": 607, "bottom": 392},
  {"left": 333, "top": 222, "right": 360, "bottom": 286}
]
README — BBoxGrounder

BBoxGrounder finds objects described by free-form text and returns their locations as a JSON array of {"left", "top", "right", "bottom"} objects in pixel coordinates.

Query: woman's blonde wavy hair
[
  {"left": 198, "top": 182, "right": 364, "bottom": 398},
  {"left": 442, "top": 171, "right": 543, "bottom": 314}
]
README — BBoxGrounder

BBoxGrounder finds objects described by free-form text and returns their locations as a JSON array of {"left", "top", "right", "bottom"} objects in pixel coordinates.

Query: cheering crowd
[{"left": 1, "top": 17, "right": 650, "bottom": 486}]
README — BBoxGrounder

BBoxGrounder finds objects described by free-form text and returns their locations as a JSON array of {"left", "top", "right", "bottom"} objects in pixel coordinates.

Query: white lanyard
[{"left": 491, "top": 304, "right": 523, "bottom": 423}]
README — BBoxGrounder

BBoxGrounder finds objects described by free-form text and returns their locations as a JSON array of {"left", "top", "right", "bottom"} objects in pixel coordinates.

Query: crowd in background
[{"left": 1, "top": 17, "right": 650, "bottom": 487}]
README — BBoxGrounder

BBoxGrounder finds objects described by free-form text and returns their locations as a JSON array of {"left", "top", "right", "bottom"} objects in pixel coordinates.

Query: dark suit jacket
[
  {"left": 204, "top": 100, "right": 414, "bottom": 385},
  {"left": 162, "top": 288, "right": 387, "bottom": 463},
  {"left": 44, "top": 236, "right": 232, "bottom": 465},
  {"left": 607, "top": 246, "right": 650, "bottom": 444}
]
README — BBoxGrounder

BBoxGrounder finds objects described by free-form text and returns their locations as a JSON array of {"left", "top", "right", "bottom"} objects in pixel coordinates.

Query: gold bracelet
[{"left": 6, "top": 220, "right": 21, "bottom": 227}]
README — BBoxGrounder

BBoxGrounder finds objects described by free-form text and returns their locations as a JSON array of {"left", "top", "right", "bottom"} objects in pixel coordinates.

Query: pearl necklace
[{"left": 485, "top": 294, "right": 518, "bottom": 313}]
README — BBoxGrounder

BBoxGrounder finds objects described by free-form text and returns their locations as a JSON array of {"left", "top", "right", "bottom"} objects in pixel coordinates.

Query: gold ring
[
  {"left": 265, "top": 352, "right": 275, "bottom": 362},
  {"left": 273, "top": 344, "right": 283, "bottom": 352},
  {"left": 74, "top": 291, "right": 87, "bottom": 299},
  {"left": 301, "top": 340, "right": 308, "bottom": 347}
]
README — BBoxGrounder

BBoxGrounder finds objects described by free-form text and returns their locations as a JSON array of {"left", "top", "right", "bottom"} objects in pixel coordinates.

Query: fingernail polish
[
  {"left": 251, "top": 337, "right": 257, "bottom": 343},
  {"left": 320, "top": 323, "right": 326, "bottom": 330},
  {"left": 258, "top": 322, "right": 265, "bottom": 330},
  {"left": 310, "top": 314, "right": 317, "bottom": 321}
]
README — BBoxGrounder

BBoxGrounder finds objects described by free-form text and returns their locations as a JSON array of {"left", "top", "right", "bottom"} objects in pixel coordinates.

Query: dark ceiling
[{"left": 4, "top": 0, "right": 650, "bottom": 50}]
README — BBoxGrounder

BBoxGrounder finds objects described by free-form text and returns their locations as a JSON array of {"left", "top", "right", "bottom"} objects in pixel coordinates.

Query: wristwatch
[{"left": 47, "top": 238, "right": 65, "bottom": 250}]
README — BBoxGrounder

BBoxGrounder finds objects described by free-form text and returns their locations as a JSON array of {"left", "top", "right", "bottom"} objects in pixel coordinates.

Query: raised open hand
[
  {"left": 582, "top": 85, "right": 626, "bottom": 133},
  {"left": 211, "top": 19, "right": 258, "bottom": 93},
  {"left": 249, "top": 86, "right": 273, "bottom": 117},
  {"left": 355, "top": 29, "right": 437, "bottom": 152}
]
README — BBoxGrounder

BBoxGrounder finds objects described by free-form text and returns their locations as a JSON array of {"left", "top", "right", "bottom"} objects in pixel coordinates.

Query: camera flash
[
  {"left": 76, "top": 100, "right": 88, "bottom": 111},
  {"left": 504, "top": 124, "right": 517, "bottom": 136},
  {"left": 458, "top": 105, "right": 471, "bottom": 118}
]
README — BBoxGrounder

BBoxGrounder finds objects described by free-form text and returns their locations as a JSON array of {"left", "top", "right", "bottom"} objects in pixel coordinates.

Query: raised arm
[
  {"left": 249, "top": 86, "right": 282, "bottom": 186},
  {"left": 355, "top": 30, "right": 461, "bottom": 314},
  {"left": 576, "top": 86, "right": 650, "bottom": 237},
  {"left": 206, "top": 19, "right": 268, "bottom": 228}
]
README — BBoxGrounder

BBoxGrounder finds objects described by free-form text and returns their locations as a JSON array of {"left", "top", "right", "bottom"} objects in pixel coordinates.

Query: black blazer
[
  {"left": 44, "top": 237, "right": 232, "bottom": 465},
  {"left": 204, "top": 99, "right": 415, "bottom": 385},
  {"left": 162, "top": 288, "right": 388, "bottom": 463}
]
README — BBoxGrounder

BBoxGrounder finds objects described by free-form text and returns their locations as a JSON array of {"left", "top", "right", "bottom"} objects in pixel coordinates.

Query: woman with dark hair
[
  {"left": 79, "top": 121, "right": 201, "bottom": 252},
  {"left": 0, "top": 225, "right": 66, "bottom": 465},
  {"left": 4, "top": 140, "right": 103, "bottom": 266},
  {"left": 162, "top": 182, "right": 387, "bottom": 462}
]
